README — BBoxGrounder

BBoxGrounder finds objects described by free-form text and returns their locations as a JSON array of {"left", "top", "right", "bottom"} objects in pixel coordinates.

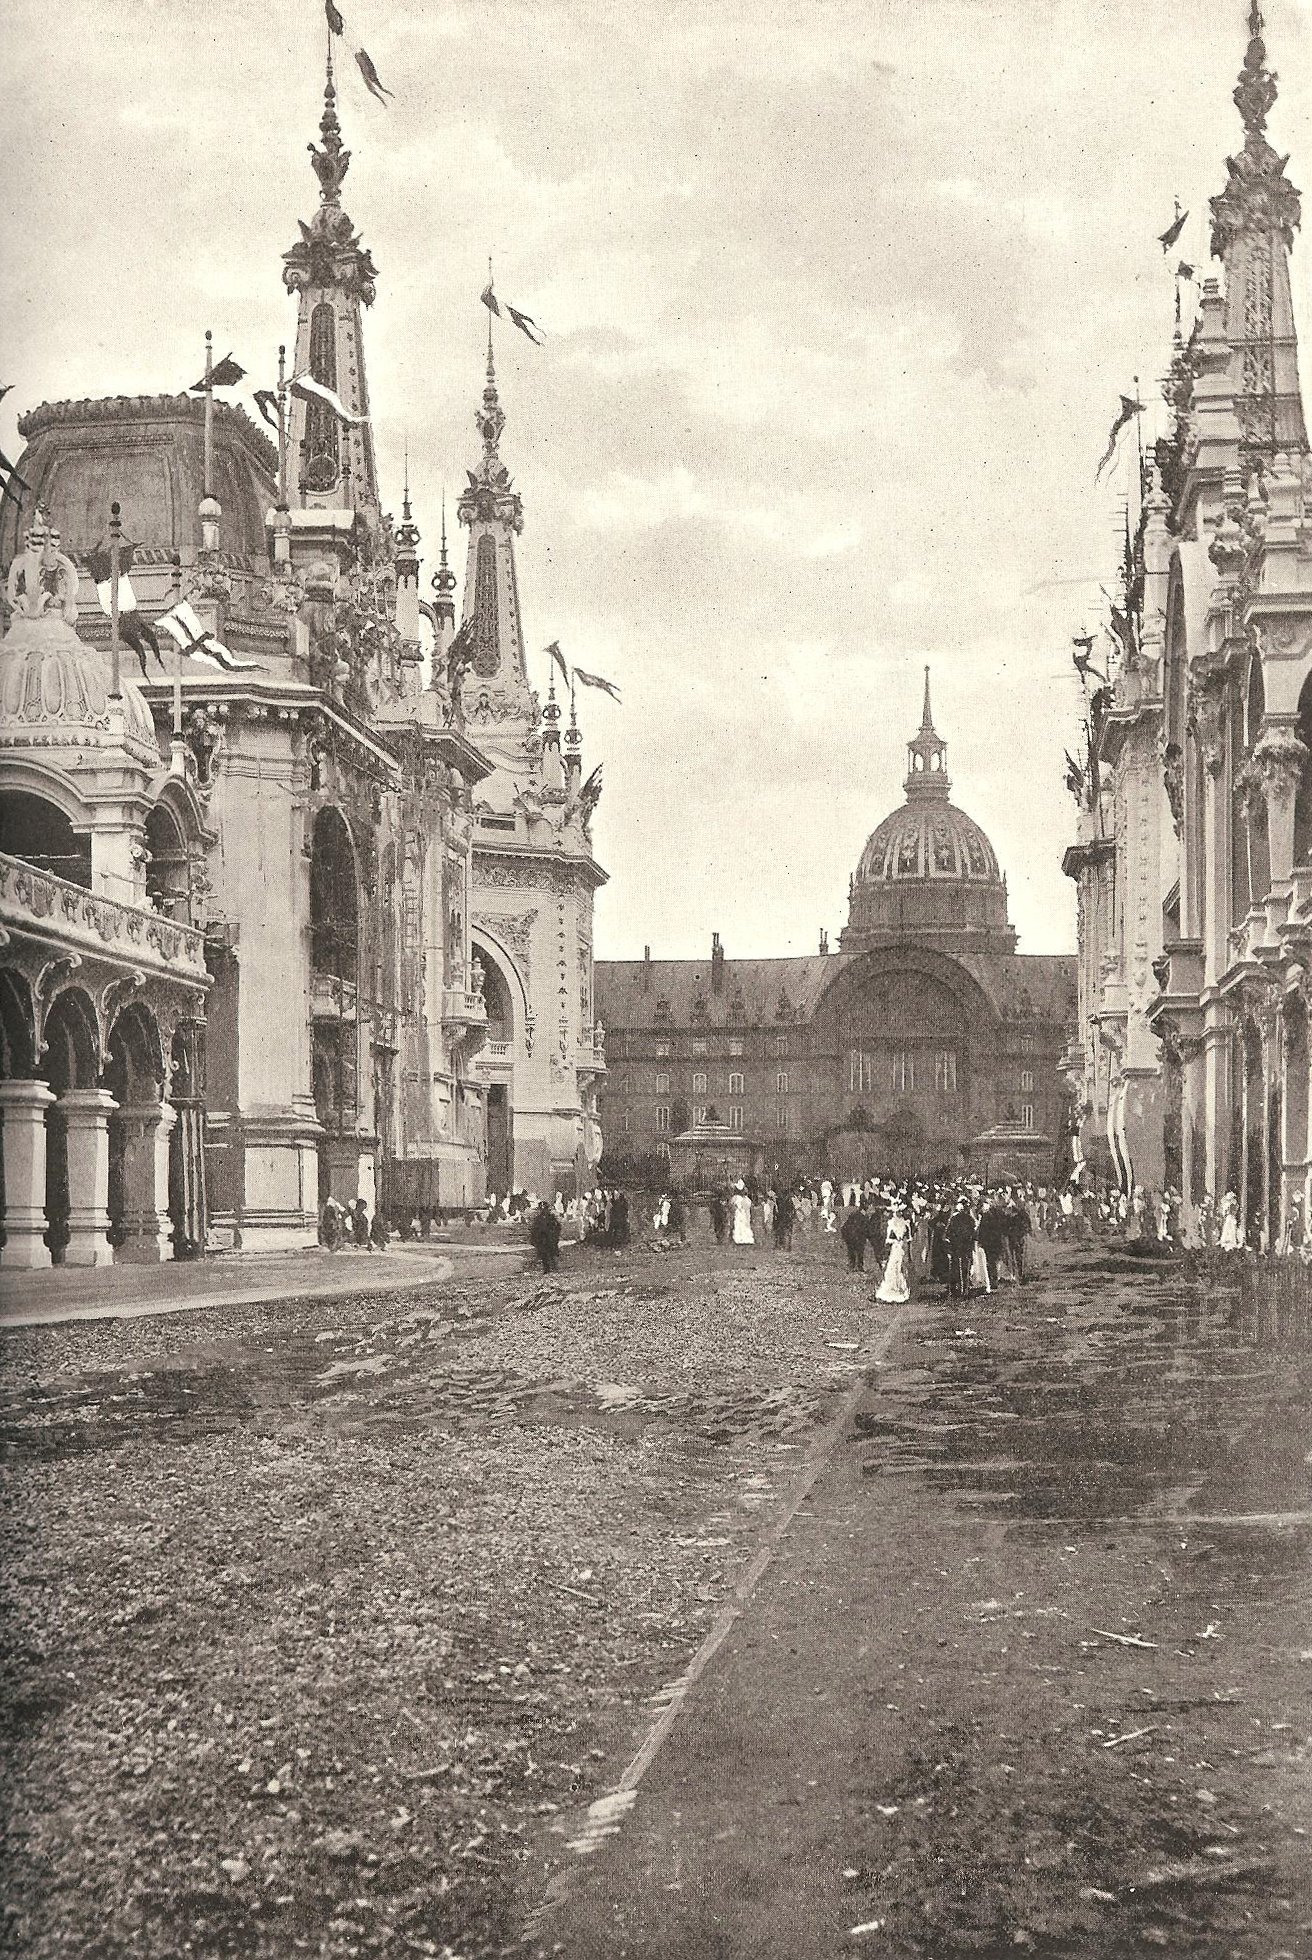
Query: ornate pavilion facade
[
  {"left": 0, "top": 51, "right": 605, "bottom": 1265},
  {"left": 1064, "top": 5, "right": 1312, "bottom": 1246},
  {"left": 597, "top": 680, "right": 1075, "bottom": 1186}
]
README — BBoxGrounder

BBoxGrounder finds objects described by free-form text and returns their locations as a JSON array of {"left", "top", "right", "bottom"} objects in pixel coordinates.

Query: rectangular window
[
  {"left": 691, "top": 1039, "right": 708, "bottom": 1058},
  {"left": 692, "top": 1071, "right": 708, "bottom": 1094},
  {"left": 655, "top": 1040, "right": 671, "bottom": 1059},
  {"left": 654, "top": 1070, "right": 670, "bottom": 1094},
  {"left": 849, "top": 1050, "right": 874, "bottom": 1095},
  {"left": 693, "top": 1105, "right": 707, "bottom": 1125},
  {"left": 728, "top": 1071, "right": 744, "bottom": 1094},
  {"left": 1019, "top": 1033, "right": 1033, "bottom": 1054},
  {"left": 774, "top": 1034, "right": 789, "bottom": 1058},
  {"left": 655, "top": 1105, "right": 670, "bottom": 1133},
  {"left": 622, "top": 1111, "right": 630, "bottom": 1132},
  {"left": 657, "top": 1140, "right": 670, "bottom": 1162},
  {"left": 776, "top": 1103, "right": 790, "bottom": 1132},
  {"left": 1022, "top": 1104, "right": 1034, "bottom": 1130},
  {"left": 891, "top": 1051, "right": 915, "bottom": 1093},
  {"left": 935, "top": 1050, "right": 957, "bottom": 1094},
  {"left": 776, "top": 1070, "right": 788, "bottom": 1095},
  {"left": 1020, "top": 1069, "right": 1034, "bottom": 1093},
  {"left": 728, "top": 1037, "right": 744, "bottom": 1058},
  {"left": 729, "top": 1106, "right": 743, "bottom": 1132}
]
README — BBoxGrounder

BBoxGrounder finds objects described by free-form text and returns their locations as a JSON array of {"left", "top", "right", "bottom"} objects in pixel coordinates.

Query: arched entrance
[
  {"left": 0, "top": 788, "right": 92, "bottom": 887},
  {"left": 104, "top": 999, "right": 174, "bottom": 1263},
  {"left": 41, "top": 986, "right": 109, "bottom": 1266}
]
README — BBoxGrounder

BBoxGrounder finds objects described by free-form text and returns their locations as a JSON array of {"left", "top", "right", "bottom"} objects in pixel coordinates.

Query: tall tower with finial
[
  {"left": 455, "top": 306, "right": 534, "bottom": 748},
  {"left": 1192, "top": 0, "right": 1308, "bottom": 477},
  {"left": 282, "top": 40, "right": 381, "bottom": 520},
  {"left": 427, "top": 492, "right": 457, "bottom": 685},
  {"left": 904, "top": 665, "right": 951, "bottom": 798},
  {"left": 394, "top": 446, "right": 423, "bottom": 691}
]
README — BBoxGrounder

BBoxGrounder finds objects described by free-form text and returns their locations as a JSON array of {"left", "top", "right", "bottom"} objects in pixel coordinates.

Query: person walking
[
  {"left": 773, "top": 1187, "right": 796, "bottom": 1251},
  {"left": 875, "top": 1205, "right": 912, "bottom": 1303},
  {"left": 946, "top": 1199, "right": 976, "bottom": 1299},
  {"left": 1005, "top": 1193, "right": 1032, "bottom": 1281},
  {"left": 350, "top": 1197, "right": 371, "bottom": 1249},
  {"left": 976, "top": 1194, "right": 1007, "bottom": 1291},
  {"left": 730, "top": 1181, "right": 755, "bottom": 1246},
  {"left": 840, "top": 1199, "right": 868, "bottom": 1272},
  {"left": 529, "top": 1198, "right": 562, "bottom": 1273}
]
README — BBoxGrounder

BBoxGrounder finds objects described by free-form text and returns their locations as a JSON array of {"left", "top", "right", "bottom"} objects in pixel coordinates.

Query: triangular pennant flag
[
  {"left": 506, "top": 303, "right": 544, "bottom": 345},
  {"left": 1094, "top": 394, "right": 1143, "bottom": 482},
  {"left": 355, "top": 47, "right": 393, "bottom": 103},
  {"left": 573, "top": 666, "right": 621, "bottom": 702},
  {"left": 481, "top": 284, "right": 502, "bottom": 318},
  {"left": 253, "top": 388, "right": 281, "bottom": 431},
  {"left": 1158, "top": 207, "right": 1188, "bottom": 252},
  {"left": 545, "top": 641, "right": 570, "bottom": 689},
  {"left": 326, "top": 0, "right": 345, "bottom": 33}
]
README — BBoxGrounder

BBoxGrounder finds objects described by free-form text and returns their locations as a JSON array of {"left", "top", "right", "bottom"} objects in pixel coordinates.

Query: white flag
[{"left": 290, "top": 373, "right": 369, "bottom": 425}]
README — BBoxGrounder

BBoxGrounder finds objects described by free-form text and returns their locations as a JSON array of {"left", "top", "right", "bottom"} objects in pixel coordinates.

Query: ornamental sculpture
[{"left": 5, "top": 508, "right": 80, "bottom": 625}]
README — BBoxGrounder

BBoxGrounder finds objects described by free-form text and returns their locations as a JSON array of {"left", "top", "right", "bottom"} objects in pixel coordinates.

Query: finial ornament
[
  {"left": 904, "top": 666, "right": 950, "bottom": 797},
  {"left": 1210, "top": 0, "right": 1301, "bottom": 258},
  {"left": 1234, "top": 0, "right": 1277, "bottom": 137}
]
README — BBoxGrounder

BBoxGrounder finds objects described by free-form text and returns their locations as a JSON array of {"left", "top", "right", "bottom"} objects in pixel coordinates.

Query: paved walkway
[{"left": 0, "top": 1239, "right": 532, "bottom": 1329}]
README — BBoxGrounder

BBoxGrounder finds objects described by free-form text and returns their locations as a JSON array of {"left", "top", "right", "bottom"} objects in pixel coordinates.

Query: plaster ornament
[{"left": 6, "top": 509, "right": 80, "bottom": 625}]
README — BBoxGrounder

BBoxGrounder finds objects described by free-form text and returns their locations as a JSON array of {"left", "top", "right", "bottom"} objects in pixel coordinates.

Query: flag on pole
[
  {"left": 189, "top": 353, "right": 246, "bottom": 392},
  {"left": 87, "top": 541, "right": 164, "bottom": 675},
  {"left": 1094, "top": 394, "right": 1143, "bottom": 482},
  {"left": 326, "top": 0, "right": 345, "bottom": 32},
  {"left": 253, "top": 388, "right": 280, "bottom": 431},
  {"left": 506, "top": 303, "right": 544, "bottom": 345},
  {"left": 1158, "top": 206, "right": 1188, "bottom": 252},
  {"left": 156, "top": 600, "right": 262, "bottom": 673},
  {"left": 481, "top": 284, "right": 501, "bottom": 318},
  {"left": 1176, "top": 261, "right": 1195, "bottom": 282},
  {"left": 545, "top": 641, "right": 570, "bottom": 689},
  {"left": 573, "top": 666, "right": 621, "bottom": 702},
  {"left": 355, "top": 48, "right": 393, "bottom": 102},
  {"left": 290, "top": 373, "right": 369, "bottom": 424},
  {"left": 0, "top": 383, "right": 13, "bottom": 404}
]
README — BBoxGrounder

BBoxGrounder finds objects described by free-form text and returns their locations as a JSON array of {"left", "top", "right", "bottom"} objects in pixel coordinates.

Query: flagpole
[
  {"left": 109, "top": 501, "right": 122, "bottom": 700},
  {"left": 202, "top": 329, "right": 214, "bottom": 502},
  {"left": 276, "top": 342, "right": 288, "bottom": 510}
]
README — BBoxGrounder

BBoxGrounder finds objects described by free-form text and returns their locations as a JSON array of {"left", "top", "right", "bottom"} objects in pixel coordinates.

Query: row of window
[
  {"left": 630, "top": 1103, "right": 1036, "bottom": 1135},
  {"left": 612, "top": 1031, "right": 1042, "bottom": 1061}
]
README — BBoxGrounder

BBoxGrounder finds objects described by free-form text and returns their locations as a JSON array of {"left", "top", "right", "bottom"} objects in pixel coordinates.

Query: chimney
[
  {"left": 819, "top": 928, "right": 829, "bottom": 955},
  {"left": 711, "top": 931, "right": 725, "bottom": 994},
  {"left": 641, "top": 945, "right": 651, "bottom": 992}
]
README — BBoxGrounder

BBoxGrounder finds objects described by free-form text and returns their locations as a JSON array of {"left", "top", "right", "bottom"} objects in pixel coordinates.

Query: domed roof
[
  {"left": 0, "top": 523, "right": 158, "bottom": 764},
  {"left": 856, "top": 797, "right": 1000, "bottom": 886},
  {"left": 842, "top": 670, "right": 1014, "bottom": 956}
]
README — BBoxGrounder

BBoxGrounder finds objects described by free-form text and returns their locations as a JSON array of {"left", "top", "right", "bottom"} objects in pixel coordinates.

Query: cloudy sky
[{"left": 3, "top": 0, "right": 1310, "bottom": 958}]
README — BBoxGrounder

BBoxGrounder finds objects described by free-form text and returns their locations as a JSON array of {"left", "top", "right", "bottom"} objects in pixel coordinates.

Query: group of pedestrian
[{"left": 319, "top": 1194, "right": 389, "bottom": 1252}]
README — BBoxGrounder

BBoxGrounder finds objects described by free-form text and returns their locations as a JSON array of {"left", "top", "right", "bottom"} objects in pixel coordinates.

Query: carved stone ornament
[
  {"left": 1248, "top": 723, "right": 1310, "bottom": 805},
  {"left": 6, "top": 509, "right": 79, "bottom": 624},
  {"left": 1160, "top": 738, "right": 1184, "bottom": 836},
  {"left": 1187, "top": 671, "right": 1229, "bottom": 777}
]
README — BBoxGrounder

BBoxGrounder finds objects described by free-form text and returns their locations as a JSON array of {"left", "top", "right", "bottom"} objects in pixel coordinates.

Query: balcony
[{"left": 0, "top": 851, "right": 207, "bottom": 983}]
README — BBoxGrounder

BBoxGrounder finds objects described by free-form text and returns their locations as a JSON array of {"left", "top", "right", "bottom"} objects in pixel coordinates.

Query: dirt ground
[{"left": 2, "top": 1232, "right": 1310, "bottom": 1959}]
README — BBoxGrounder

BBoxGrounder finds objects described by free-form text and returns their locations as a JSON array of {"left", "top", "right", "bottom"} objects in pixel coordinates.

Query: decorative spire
[
  {"left": 310, "top": 40, "right": 351, "bottom": 204},
  {"left": 433, "top": 491, "right": 457, "bottom": 601},
  {"left": 477, "top": 317, "right": 506, "bottom": 463},
  {"left": 1210, "top": 0, "right": 1301, "bottom": 259},
  {"left": 905, "top": 666, "right": 950, "bottom": 798},
  {"left": 396, "top": 441, "right": 419, "bottom": 562},
  {"left": 1234, "top": 2, "right": 1278, "bottom": 139}
]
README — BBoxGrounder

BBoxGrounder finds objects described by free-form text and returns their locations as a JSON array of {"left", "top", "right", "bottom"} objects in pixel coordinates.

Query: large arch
[
  {"left": 469, "top": 932, "right": 524, "bottom": 1197},
  {"left": 40, "top": 986, "right": 102, "bottom": 1265},
  {"left": 0, "top": 786, "right": 92, "bottom": 888},
  {"left": 310, "top": 805, "right": 360, "bottom": 983},
  {"left": 104, "top": 1000, "right": 169, "bottom": 1260},
  {"left": 810, "top": 946, "right": 1001, "bottom": 1175}
]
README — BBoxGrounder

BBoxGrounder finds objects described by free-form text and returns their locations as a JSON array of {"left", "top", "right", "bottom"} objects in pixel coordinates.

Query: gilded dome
[
  {"left": 856, "top": 798, "right": 1001, "bottom": 886},
  {"left": 842, "top": 670, "right": 1015, "bottom": 956}
]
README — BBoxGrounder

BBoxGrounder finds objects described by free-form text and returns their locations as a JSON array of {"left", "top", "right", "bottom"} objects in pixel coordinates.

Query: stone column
[
  {"left": 0, "top": 1080, "right": 57, "bottom": 1269},
  {"left": 61, "top": 1088, "right": 118, "bottom": 1267},
  {"left": 114, "top": 1100, "right": 177, "bottom": 1263}
]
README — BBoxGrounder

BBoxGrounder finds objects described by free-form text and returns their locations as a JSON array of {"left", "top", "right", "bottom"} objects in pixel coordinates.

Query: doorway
[{"left": 486, "top": 1082, "right": 512, "bottom": 1196}]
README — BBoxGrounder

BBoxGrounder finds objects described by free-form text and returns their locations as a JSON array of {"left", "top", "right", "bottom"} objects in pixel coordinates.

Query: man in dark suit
[
  {"left": 976, "top": 1194, "right": 1008, "bottom": 1291},
  {"left": 1004, "top": 1192, "right": 1033, "bottom": 1281},
  {"left": 946, "top": 1199, "right": 976, "bottom": 1298}
]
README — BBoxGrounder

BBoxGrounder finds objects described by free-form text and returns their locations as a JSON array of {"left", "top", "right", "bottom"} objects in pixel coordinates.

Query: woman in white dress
[
  {"left": 1217, "top": 1190, "right": 1242, "bottom": 1251},
  {"left": 876, "top": 1208, "right": 912, "bottom": 1303},
  {"left": 730, "top": 1182, "right": 755, "bottom": 1246}
]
